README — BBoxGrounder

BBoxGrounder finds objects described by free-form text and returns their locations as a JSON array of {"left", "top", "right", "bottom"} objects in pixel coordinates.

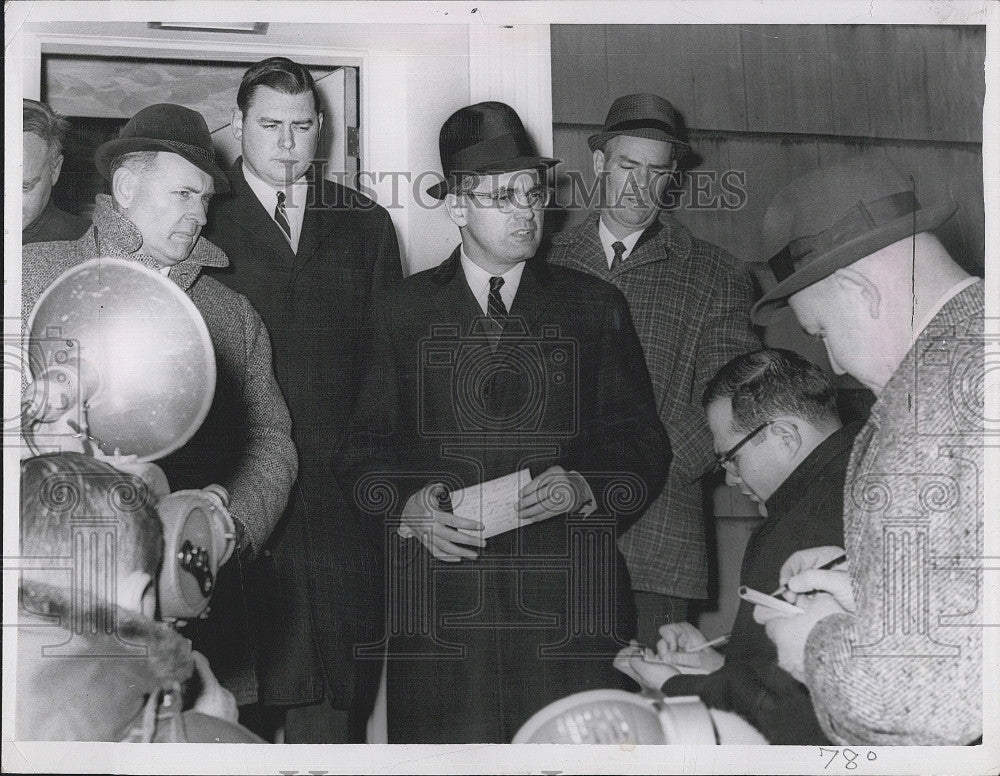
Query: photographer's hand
[
  {"left": 518, "top": 466, "right": 594, "bottom": 522},
  {"left": 401, "top": 483, "right": 485, "bottom": 562}
]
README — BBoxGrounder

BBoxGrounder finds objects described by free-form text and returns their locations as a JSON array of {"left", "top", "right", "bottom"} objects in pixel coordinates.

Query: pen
[
  {"left": 770, "top": 553, "right": 847, "bottom": 597},
  {"left": 683, "top": 633, "right": 729, "bottom": 652}
]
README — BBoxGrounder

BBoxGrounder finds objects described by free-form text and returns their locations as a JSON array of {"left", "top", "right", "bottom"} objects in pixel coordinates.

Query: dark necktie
[
  {"left": 487, "top": 276, "right": 507, "bottom": 345},
  {"left": 274, "top": 190, "right": 291, "bottom": 240},
  {"left": 610, "top": 240, "right": 627, "bottom": 271}
]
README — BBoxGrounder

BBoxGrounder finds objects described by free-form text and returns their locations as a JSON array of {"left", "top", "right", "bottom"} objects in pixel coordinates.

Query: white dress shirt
[
  {"left": 460, "top": 249, "right": 525, "bottom": 315},
  {"left": 598, "top": 218, "right": 644, "bottom": 268},
  {"left": 242, "top": 163, "right": 310, "bottom": 254}
]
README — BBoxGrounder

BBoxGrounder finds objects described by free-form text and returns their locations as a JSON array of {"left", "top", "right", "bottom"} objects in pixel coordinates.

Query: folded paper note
[{"left": 452, "top": 469, "right": 541, "bottom": 539}]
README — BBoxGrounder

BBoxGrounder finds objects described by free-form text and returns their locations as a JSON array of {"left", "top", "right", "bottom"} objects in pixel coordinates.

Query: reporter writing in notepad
[{"left": 615, "top": 350, "right": 857, "bottom": 744}]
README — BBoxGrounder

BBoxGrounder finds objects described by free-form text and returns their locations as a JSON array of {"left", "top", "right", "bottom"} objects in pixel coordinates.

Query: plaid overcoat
[{"left": 549, "top": 212, "right": 760, "bottom": 598}]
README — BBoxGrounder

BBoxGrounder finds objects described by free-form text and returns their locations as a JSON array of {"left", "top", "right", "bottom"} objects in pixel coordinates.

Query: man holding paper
[{"left": 340, "top": 102, "right": 670, "bottom": 743}]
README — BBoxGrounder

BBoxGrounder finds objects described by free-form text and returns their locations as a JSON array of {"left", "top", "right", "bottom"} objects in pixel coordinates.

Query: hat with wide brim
[
  {"left": 95, "top": 103, "right": 229, "bottom": 194},
  {"left": 427, "top": 101, "right": 559, "bottom": 200},
  {"left": 588, "top": 93, "right": 691, "bottom": 154},
  {"left": 750, "top": 158, "right": 957, "bottom": 326}
]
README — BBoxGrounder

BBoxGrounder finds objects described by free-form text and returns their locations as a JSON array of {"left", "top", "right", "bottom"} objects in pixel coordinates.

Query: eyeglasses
[
  {"left": 714, "top": 421, "right": 774, "bottom": 472},
  {"left": 465, "top": 185, "right": 552, "bottom": 212}
]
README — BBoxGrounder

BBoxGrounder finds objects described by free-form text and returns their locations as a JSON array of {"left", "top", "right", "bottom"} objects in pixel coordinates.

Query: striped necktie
[
  {"left": 274, "top": 190, "right": 291, "bottom": 240},
  {"left": 610, "top": 240, "right": 627, "bottom": 271},
  {"left": 487, "top": 276, "right": 507, "bottom": 346}
]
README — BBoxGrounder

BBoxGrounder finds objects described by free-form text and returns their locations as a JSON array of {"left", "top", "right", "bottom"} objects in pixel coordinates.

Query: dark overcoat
[
  {"left": 339, "top": 249, "right": 671, "bottom": 742},
  {"left": 203, "top": 160, "right": 402, "bottom": 713}
]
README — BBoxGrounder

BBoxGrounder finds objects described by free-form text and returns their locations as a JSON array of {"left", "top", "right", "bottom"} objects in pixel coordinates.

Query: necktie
[
  {"left": 610, "top": 240, "right": 627, "bottom": 271},
  {"left": 274, "top": 190, "right": 291, "bottom": 240},
  {"left": 487, "top": 276, "right": 507, "bottom": 346}
]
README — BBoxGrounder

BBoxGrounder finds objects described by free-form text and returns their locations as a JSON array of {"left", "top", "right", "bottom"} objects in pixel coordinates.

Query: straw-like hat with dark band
[
  {"left": 427, "top": 101, "right": 559, "bottom": 200},
  {"left": 750, "top": 158, "right": 957, "bottom": 325},
  {"left": 95, "top": 103, "right": 230, "bottom": 194}
]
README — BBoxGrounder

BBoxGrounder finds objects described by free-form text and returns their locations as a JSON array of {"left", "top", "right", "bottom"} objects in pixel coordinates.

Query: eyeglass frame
[
  {"left": 463, "top": 184, "right": 553, "bottom": 212},
  {"left": 714, "top": 420, "right": 775, "bottom": 472}
]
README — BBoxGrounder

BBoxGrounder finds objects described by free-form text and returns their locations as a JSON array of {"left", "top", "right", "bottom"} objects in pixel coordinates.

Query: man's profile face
[
  {"left": 448, "top": 168, "right": 544, "bottom": 272},
  {"left": 233, "top": 86, "right": 322, "bottom": 188},
  {"left": 23, "top": 132, "right": 62, "bottom": 227},
  {"left": 593, "top": 135, "right": 676, "bottom": 237},
  {"left": 706, "top": 397, "right": 790, "bottom": 514},
  {"left": 788, "top": 276, "right": 881, "bottom": 392},
  {"left": 118, "top": 152, "right": 214, "bottom": 267}
]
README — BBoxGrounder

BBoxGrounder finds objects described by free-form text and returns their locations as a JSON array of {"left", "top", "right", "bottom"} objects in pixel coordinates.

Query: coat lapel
[
  {"left": 228, "top": 160, "right": 298, "bottom": 262},
  {"left": 430, "top": 247, "right": 486, "bottom": 337}
]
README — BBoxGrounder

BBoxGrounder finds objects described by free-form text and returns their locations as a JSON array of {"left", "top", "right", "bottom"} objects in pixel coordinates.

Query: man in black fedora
[
  {"left": 202, "top": 56, "right": 401, "bottom": 744},
  {"left": 749, "top": 158, "right": 983, "bottom": 746},
  {"left": 339, "top": 101, "right": 670, "bottom": 743},
  {"left": 549, "top": 93, "right": 760, "bottom": 647},
  {"left": 21, "top": 103, "right": 297, "bottom": 711}
]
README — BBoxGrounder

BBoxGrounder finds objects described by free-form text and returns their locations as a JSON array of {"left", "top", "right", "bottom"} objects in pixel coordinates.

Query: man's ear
[
  {"left": 118, "top": 570, "right": 155, "bottom": 617},
  {"left": 231, "top": 108, "right": 244, "bottom": 142},
  {"left": 317, "top": 111, "right": 324, "bottom": 133},
  {"left": 112, "top": 167, "right": 136, "bottom": 209},
  {"left": 833, "top": 267, "right": 881, "bottom": 319},
  {"left": 445, "top": 192, "right": 468, "bottom": 228},
  {"left": 592, "top": 149, "right": 606, "bottom": 179},
  {"left": 769, "top": 419, "right": 802, "bottom": 458},
  {"left": 49, "top": 153, "right": 64, "bottom": 186}
]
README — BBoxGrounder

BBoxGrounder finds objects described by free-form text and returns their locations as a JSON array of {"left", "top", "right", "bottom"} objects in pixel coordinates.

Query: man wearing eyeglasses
[
  {"left": 549, "top": 94, "right": 760, "bottom": 648},
  {"left": 615, "top": 349, "right": 857, "bottom": 744},
  {"left": 339, "top": 102, "right": 670, "bottom": 743}
]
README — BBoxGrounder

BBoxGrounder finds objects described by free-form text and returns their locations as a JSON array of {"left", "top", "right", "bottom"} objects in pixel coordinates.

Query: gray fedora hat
[
  {"left": 95, "top": 104, "right": 229, "bottom": 194},
  {"left": 588, "top": 93, "right": 691, "bottom": 153},
  {"left": 750, "top": 158, "right": 957, "bottom": 325},
  {"left": 427, "top": 101, "right": 559, "bottom": 200}
]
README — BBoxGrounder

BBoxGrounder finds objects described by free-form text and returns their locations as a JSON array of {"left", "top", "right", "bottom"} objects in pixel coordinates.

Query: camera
[{"left": 418, "top": 318, "right": 578, "bottom": 439}]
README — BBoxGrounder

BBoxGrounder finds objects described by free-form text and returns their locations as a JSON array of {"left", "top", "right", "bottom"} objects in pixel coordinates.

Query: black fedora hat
[
  {"left": 95, "top": 104, "right": 229, "bottom": 194},
  {"left": 588, "top": 93, "right": 691, "bottom": 154},
  {"left": 750, "top": 158, "right": 957, "bottom": 325},
  {"left": 427, "top": 101, "right": 559, "bottom": 200}
]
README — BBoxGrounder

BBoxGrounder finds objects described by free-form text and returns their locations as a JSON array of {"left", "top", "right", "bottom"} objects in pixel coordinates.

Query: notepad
[{"left": 452, "top": 469, "right": 540, "bottom": 539}]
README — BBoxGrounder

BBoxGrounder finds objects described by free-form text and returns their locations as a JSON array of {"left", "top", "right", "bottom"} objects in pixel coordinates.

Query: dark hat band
[
  {"left": 605, "top": 117, "right": 679, "bottom": 137},
  {"left": 769, "top": 191, "right": 918, "bottom": 282},
  {"left": 448, "top": 131, "right": 535, "bottom": 175},
  {"left": 160, "top": 138, "right": 214, "bottom": 163}
]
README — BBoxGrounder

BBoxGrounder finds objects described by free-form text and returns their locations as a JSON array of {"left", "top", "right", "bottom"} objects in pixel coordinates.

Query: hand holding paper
[
  {"left": 517, "top": 465, "right": 595, "bottom": 522},
  {"left": 401, "top": 483, "right": 485, "bottom": 562}
]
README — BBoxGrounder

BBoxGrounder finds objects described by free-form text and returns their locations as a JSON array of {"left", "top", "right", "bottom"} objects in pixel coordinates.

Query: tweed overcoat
[
  {"left": 21, "top": 196, "right": 297, "bottom": 703},
  {"left": 548, "top": 212, "right": 760, "bottom": 599},
  {"left": 339, "top": 249, "right": 671, "bottom": 743},
  {"left": 803, "top": 282, "right": 984, "bottom": 745},
  {"left": 202, "top": 160, "right": 402, "bottom": 713}
]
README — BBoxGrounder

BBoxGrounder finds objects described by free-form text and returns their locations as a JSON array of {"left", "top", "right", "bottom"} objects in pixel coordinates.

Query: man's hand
[
  {"left": 753, "top": 592, "right": 848, "bottom": 682},
  {"left": 518, "top": 465, "right": 593, "bottom": 522},
  {"left": 401, "top": 483, "right": 485, "bottom": 562},
  {"left": 190, "top": 651, "right": 238, "bottom": 722},
  {"left": 613, "top": 640, "right": 680, "bottom": 690},
  {"left": 778, "top": 546, "right": 855, "bottom": 611},
  {"left": 655, "top": 622, "right": 725, "bottom": 673}
]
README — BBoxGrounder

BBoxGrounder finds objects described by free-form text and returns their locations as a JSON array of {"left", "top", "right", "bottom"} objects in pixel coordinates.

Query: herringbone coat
[{"left": 549, "top": 212, "right": 760, "bottom": 598}]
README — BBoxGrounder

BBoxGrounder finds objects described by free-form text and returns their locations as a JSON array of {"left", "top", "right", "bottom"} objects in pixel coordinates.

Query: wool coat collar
[{"left": 91, "top": 194, "right": 228, "bottom": 292}]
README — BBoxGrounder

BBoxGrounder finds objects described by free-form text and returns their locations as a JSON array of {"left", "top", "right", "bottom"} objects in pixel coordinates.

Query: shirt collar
[
  {"left": 459, "top": 248, "right": 525, "bottom": 313},
  {"left": 242, "top": 161, "right": 309, "bottom": 208},
  {"left": 598, "top": 217, "right": 644, "bottom": 264}
]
